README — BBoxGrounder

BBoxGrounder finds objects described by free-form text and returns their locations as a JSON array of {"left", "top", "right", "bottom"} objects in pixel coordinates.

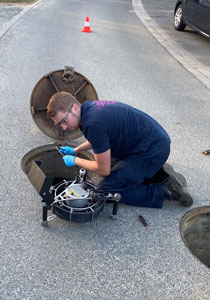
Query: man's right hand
[{"left": 60, "top": 146, "right": 77, "bottom": 155}]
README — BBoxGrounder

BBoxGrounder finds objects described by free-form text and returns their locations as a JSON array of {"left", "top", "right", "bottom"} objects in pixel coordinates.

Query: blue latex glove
[
  {"left": 60, "top": 146, "right": 77, "bottom": 155},
  {"left": 62, "top": 155, "right": 76, "bottom": 167}
]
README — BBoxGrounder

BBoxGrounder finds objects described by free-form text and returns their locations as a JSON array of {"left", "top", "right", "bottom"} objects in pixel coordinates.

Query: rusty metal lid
[{"left": 30, "top": 67, "right": 98, "bottom": 140}]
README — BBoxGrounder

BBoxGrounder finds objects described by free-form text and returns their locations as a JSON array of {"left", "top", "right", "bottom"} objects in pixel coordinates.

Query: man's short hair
[{"left": 47, "top": 92, "right": 79, "bottom": 118}]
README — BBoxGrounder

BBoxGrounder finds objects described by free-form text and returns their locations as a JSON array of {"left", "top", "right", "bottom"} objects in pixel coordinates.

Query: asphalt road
[{"left": 1, "top": 0, "right": 210, "bottom": 299}]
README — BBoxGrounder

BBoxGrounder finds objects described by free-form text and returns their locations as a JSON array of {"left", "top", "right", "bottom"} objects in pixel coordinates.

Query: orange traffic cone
[{"left": 82, "top": 16, "right": 92, "bottom": 33}]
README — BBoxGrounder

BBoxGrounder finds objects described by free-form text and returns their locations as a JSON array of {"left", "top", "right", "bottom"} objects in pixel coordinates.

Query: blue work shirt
[{"left": 80, "top": 101, "right": 170, "bottom": 159}]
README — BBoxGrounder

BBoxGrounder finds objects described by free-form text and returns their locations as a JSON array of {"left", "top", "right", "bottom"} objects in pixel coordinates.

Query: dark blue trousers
[{"left": 98, "top": 143, "right": 170, "bottom": 208}]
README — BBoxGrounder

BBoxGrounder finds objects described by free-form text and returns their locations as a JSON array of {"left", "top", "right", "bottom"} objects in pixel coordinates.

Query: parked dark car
[{"left": 174, "top": 0, "right": 210, "bottom": 39}]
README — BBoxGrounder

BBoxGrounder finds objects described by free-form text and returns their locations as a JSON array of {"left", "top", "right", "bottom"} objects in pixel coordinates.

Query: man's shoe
[
  {"left": 163, "top": 163, "right": 187, "bottom": 192},
  {"left": 163, "top": 175, "right": 193, "bottom": 207}
]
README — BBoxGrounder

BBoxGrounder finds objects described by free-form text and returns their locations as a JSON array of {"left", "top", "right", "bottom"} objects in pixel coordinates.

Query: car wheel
[{"left": 174, "top": 4, "right": 186, "bottom": 31}]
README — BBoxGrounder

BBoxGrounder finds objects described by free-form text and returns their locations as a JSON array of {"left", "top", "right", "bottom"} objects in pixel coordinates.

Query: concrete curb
[
  {"left": 132, "top": 0, "right": 210, "bottom": 90},
  {"left": 0, "top": 0, "right": 42, "bottom": 40}
]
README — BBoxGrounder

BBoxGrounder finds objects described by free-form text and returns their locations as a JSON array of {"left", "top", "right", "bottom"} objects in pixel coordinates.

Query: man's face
[{"left": 52, "top": 103, "right": 81, "bottom": 131}]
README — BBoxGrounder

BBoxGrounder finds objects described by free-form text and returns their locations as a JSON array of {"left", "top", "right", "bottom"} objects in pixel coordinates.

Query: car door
[
  {"left": 195, "top": 0, "right": 210, "bottom": 35},
  {"left": 186, "top": 0, "right": 210, "bottom": 35},
  {"left": 185, "top": 0, "right": 197, "bottom": 24}
]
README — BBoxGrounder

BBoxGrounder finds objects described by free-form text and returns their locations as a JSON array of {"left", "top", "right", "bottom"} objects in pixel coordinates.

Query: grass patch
[{"left": 0, "top": 0, "right": 35, "bottom": 3}]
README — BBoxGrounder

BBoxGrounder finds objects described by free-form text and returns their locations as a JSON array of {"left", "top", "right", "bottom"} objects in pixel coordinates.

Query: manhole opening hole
[
  {"left": 21, "top": 143, "right": 100, "bottom": 184},
  {"left": 180, "top": 206, "right": 210, "bottom": 268}
]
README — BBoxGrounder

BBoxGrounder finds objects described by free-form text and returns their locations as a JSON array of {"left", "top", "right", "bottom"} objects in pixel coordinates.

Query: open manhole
[
  {"left": 21, "top": 143, "right": 101, "bottom": 185},
  {"left": 180, "top": 206, "right": 210, "bottom": 268}
]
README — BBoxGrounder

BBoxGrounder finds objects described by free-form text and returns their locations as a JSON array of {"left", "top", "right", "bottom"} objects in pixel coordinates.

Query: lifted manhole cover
[{"left": 180, "top": 206, "right": 210, "bottom": 268}]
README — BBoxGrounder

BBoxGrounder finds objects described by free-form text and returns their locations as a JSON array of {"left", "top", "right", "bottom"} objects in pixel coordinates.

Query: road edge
[
  {"left": 0, "top": 0, "right": 42, "bottom": 40},
  {"left": 132, "top": 0, "right": 210, "bottom": 90}
]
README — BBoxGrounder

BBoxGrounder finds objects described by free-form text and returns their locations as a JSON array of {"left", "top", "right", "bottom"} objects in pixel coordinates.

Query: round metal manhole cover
[
  {"left": 180, "top": 206, "right": 210, "bottom": 268},
  {"left": 30, "top": 67, "right": 98, "bottom": 141}
]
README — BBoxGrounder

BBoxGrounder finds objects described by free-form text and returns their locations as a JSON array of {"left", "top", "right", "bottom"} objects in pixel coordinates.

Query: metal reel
[{"left": 52, "top": 180, "right": 104, "bottom": 223}]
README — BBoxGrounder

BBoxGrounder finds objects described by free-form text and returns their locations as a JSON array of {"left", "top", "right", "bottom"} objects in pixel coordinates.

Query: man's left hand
[{"left": 62, "top": 155, "right": 76, "bottom": 167}]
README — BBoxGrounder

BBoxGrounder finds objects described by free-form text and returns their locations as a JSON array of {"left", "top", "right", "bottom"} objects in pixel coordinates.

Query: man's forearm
[
  {"left": 74, "top": 157, "right": 109, "bottom": 176},
  {"left": 74, "top": 141, "right": 92, "bottom": 153}
]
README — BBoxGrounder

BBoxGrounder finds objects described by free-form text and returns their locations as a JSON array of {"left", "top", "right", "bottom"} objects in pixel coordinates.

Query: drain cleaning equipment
[
  {"left": 28, "top": 160, "right": 120, "bottom": 225},
  {"left": 22, "top": 66, "right": 121, "bottom": 225}
]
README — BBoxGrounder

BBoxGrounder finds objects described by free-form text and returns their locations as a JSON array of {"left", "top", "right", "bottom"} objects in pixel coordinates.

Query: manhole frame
[{"left": 180, "top": 206, "right": 210, "bottom": 270}]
